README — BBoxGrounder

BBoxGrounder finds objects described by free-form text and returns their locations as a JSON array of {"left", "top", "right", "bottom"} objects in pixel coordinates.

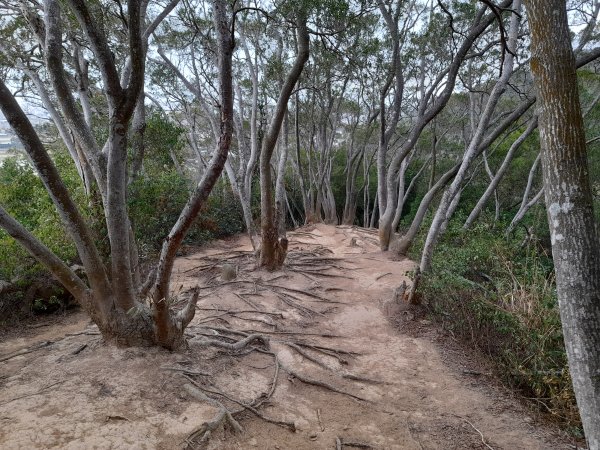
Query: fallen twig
[
  {"left": 375, "top": 272, "right": 392, "bottom": 281},
  {"left": 0, "top": 381, "right": 64, "bottom": 406},
  {"left": 452, "top": 414, "right": 494, "bottom": 450}
]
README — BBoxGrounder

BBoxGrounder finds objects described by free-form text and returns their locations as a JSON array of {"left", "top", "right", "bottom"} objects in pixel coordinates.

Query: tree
[
  {"left": 524, "top": 0, "right": 600, "bottom": 447},
  {"left": 0, "top": 0, "right": 234, "bottom": 349},
  {"left": 258, "top": 10, "right": 310, "bottom": 270}
]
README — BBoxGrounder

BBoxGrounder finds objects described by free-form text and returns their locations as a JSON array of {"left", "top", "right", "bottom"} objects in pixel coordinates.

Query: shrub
[
  {"left": 409, "top": 218, "right": 581, "bottom": 433},
  {"left": 128, "top": 172, "right": 245, "bottom": 257}
]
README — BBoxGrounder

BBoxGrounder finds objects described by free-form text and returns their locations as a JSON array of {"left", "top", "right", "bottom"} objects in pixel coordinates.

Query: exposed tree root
[
  {"left": 192, "top": 333, "right": 270, "bottom": 351},
  {"left": 175, "top": 236, "right": 384, "bottom": 447},
  {"left": 294, "top": 269, "right": 355, "bottom": 280},
  {"left": 196, "top": 307, "right": 283, "bottom": 318},
  {"left": 185, "top": 376, "right": 296, "bottom": 431},
  {"left": 281, "top": 362, "right": 368, "bottom": 402},
  {"left": 282, "top": 341, "right": 380, "bottom": 384},
  {"left": 184, "top": 383, "right": 243, "bottom": 446},
  {"left": 336, "top": 437, "right": 375, "bottom": 449}
]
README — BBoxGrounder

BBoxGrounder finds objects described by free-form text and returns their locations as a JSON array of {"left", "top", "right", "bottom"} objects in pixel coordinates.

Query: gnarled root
[{"left": 184, "top": 383, "right": 243, "bottom": 446}]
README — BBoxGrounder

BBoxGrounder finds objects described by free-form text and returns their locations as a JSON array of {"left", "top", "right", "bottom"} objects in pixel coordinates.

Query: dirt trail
[{"left": 0, "top": 225, "right": 571, "bottom": 449}]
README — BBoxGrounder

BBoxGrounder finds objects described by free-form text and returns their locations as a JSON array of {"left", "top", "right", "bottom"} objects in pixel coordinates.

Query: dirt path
[{"left": 0, "top": 225, "right": 572, "bottom": 449}]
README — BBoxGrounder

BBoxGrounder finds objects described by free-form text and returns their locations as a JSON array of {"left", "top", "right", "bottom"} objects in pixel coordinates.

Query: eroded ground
[{"left": 0, "top": 225, "right": 573, "bottom": 449}]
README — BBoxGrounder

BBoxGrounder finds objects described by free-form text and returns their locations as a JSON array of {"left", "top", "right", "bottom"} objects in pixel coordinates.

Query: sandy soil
[{"left": 0, "top": 224, "right": 575, "bottom": 449}]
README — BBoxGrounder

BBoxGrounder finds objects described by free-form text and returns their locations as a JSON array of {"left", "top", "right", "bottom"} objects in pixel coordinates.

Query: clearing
[{"left": 0, "top": 225, "right": 573, "bottom": 449}]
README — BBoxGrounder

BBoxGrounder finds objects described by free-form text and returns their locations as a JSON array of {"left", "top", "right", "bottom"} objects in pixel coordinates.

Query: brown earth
[{"left": 0, "top": 224, "right": 575, "bottom": 449}]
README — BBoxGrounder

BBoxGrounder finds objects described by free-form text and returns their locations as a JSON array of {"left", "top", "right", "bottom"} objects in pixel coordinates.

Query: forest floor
[{"left": 0, "top": 224, "right": 577, "bottom": 450}]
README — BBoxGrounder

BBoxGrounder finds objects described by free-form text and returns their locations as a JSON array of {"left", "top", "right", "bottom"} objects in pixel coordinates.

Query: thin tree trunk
[
  {"left": 378, "top": 2, "right": 512, "bottom": 251},
  {"left": 392, "top": 163, "right": 460, "bottom": 256},
  {"left": 464, "top": 117, "right": 538, "bottom": 228},
  {"left": 420, "top": 0, "right": 522, "bottom": 272},
  {"left": 150, "top": 0, "right": 234, "bottom": 347},
  {"left": 391, "top": 156, "right": 430, "bottom": 232},
  {"left": 506, "top": 153, "right": 542, "bottom": 234},
  {"left": 259, "top": 13, "right": 310, "bottom": 270}
]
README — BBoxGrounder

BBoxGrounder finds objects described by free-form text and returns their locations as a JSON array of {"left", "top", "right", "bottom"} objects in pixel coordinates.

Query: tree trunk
[
  {"left": 525, "top": 3, "right": 600, "bottom": 446},
  {"left": 464, "top": 118, "right": 538, "bottom": 229},
  {"left": 392, "top": 163, "right": 460, "bottom": 255},
  {"left": 259, "top": 13, "right": 310, "bottom": 270},
  {"left": 506, "top": 153, "right": 542, "bottom": 234},
  {"left": 420, "top": 0, "right": 522, "bottom": 272}
]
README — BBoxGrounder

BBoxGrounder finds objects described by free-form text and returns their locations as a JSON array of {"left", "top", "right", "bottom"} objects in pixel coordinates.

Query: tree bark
[{"left": 525, "top": 3, "right": 600, "bottom": 446}]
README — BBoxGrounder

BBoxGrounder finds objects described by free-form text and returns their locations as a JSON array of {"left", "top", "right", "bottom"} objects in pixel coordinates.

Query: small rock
[
  {"left": 220, "top": 263, "right": 237, "bottom": 281},
  {"left": 248, "top": 438, "right": 258, "bottom": 446},
  {"left": 309, "top": 433, "right": 318, "bottom": 441}
]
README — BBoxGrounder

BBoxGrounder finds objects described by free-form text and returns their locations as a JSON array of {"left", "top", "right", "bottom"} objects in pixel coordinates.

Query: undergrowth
[{"left": 408, "top": 214, "right": 582, "bottom": 435}]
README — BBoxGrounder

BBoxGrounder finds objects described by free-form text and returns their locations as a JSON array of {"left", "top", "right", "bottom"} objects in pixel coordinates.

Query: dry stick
[
  {"left": 162, "top": 366, "right": 211, "bottom": 377},
  {"left": 0, "top": 381, "right": 64, "bottom": 406},
  {"left": 280, "top": 363, "right": 368, "bottom": 402},
  {"left": 376, "top": 272, "right": 393, "bottom": 281},
  {"left": 452, "top": 414, "right": 494, "bottom": 450},
  {"left": 317, "top": 408, "right": 325, "bottom": 431}
]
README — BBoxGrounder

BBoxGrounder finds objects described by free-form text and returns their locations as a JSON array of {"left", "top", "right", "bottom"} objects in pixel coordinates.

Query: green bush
[
  {"left": 0, "top": 155, "right": 79, "bottom": 282},
  {"left": 409, "top": 218, "right": 581, "bottom": 433},
  {"left": 128, "top": 172, "right": 245, "bottom": 257}
]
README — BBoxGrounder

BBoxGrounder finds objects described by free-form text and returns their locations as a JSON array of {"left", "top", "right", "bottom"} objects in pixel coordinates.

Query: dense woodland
[{"left": 0, "top": 0, "right": 599, "bottom": 447}]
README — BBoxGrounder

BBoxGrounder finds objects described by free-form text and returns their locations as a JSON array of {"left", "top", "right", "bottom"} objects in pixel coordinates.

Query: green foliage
[
  {"left": 409, "top": 218, "right": 581, "bottom": 432},
  {"left": 0, "top": 155, "right": 79, "bottom": 282},
  {"left": 139, "top": 113, "right": 187, "bottom": 175},
  {"left": 128, "top": 171, "right": 244, "bottom": 257}
]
